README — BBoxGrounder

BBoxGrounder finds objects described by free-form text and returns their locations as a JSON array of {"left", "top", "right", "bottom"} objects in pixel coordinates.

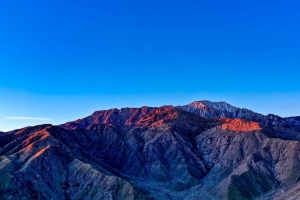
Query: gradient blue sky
[{"left": 0, "top": 0, "right": 299, "bottom": 131}]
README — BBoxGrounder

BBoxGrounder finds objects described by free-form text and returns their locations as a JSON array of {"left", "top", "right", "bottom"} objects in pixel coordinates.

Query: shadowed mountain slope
[{"left": 1, "top": 101, "right": 300, "bottom": 199}]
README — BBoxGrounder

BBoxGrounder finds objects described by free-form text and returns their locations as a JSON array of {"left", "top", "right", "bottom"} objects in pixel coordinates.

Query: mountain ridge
[
  {"left": 1, "top": 100, "right": 300, "bottom": 199},
  {"left": 59, "top": 100, "right": 300, "bottom": 132}
]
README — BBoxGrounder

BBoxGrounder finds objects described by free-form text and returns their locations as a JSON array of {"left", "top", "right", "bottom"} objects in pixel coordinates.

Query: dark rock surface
[
  {"left": 284, "top": 116, "right": 300, "bottom": 131},
  {"left": 1, "top": 101, "right": 300, "bottom": 199}
]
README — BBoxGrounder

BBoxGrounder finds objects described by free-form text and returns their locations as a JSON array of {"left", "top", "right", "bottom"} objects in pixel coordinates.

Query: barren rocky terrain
[{"left": 1, "top": 101, "right": 300, "bottom": 199}]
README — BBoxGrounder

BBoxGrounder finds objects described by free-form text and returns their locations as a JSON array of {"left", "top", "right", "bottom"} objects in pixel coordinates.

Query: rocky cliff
[{"left": 1, "top": 101, "right": 300, "bottom": 199}]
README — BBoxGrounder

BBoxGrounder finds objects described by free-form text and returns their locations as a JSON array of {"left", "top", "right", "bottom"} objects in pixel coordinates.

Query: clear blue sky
[{"left": 0, "top": 0, "right": 299, "bottom": 131}]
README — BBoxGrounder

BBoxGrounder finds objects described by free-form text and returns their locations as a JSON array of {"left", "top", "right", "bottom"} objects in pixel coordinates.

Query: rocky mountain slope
[
  {"left": 1, "top": 101, "right": 300, "bottom": 199},
  {"left": 179, "top": 101, "right": 300, "bottom": 131}
]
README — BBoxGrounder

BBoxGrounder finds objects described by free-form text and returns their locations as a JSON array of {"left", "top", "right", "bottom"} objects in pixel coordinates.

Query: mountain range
[{"left": 1, "top": 100, "right": 300, "bottom": 199}]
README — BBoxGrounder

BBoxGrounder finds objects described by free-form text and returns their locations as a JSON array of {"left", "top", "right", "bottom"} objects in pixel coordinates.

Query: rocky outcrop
[
  {"left": 220, "top": 118, "right": 262, "bottom": 132},
  {"left": 1, "top": 101, "right": 300, "bottom": 199}
]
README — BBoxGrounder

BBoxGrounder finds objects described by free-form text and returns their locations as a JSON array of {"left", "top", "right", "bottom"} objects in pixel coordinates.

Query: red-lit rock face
[
  {"left": 220, "top": 118, "right": 262, "bottom": 132},
  {"left": 136, "top": 106, "right": 179, "bottom": 127},
  {"left": 32, "top": 145, "right": 51, "bottom": 158}
]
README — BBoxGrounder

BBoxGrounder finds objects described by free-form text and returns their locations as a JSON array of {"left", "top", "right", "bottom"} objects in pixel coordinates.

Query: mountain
[
  {"left": 60, "top": 106, "right": 155, "bottom": 130},
  {"left": 179, "top": 101, "right": 300, "bottom": 131},
  {"left": 61, "top": 100, "right": 300, "bottom": 132},
  {"left": 1, "top": 101, "right": 300, "bottom": 199},
  {"left": 284, "top": 116, "right": 300, "bottom": 131}
]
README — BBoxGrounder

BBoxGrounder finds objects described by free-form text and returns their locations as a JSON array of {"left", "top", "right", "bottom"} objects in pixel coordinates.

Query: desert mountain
[
  {"left": 179, "top": 101, "right": 300, "bottom": 131},
  {"left": 1, "top": 101, "right": 300, "bottom": 199}
]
